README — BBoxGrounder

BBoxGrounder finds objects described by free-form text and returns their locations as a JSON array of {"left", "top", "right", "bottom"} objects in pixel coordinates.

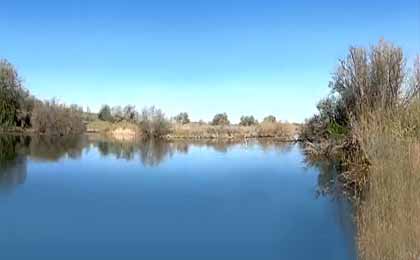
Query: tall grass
[
  {"left": 301, "top": 39, "right": 419, "bottom": 259},
  {"left": 168, "top": 122, "right": 298, "bottom": 140},
  {"left": 355, "top": 104, "right": 420, "bottom": 259}
]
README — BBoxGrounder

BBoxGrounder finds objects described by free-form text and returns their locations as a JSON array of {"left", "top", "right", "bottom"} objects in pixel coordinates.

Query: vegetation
[
  {"left": 1, "top": 58, "right": 298, "bottom": 141},
  {"left": 98, "top": 105, "right": 113, "bottom": 122},
  {"left": 0, "top": 59, "right": 85, "bottom": 135},
  {"left": 173, "top": 112, "right": 190, "bottom": 125},
  {"left": 138, "top": 106, "right": 170, "bottom": 138},
  {"left": 31, "top": 99, "right": 86, "bottom": 136},
  {"left": 169, "top": 121, "right": 298, "bottom": 140},
  {"left": 0, "top": 59, "right": 33, "bottom": 128},
  {"left": 263, "top": 115, "right": 276, "bottom": 123},
  {"left": 239, "top": 115, "right": 258, "bottom": 126},
  {"left": 211, "top": 113, "right": 230, "bottom": 126},
  {"left": 300, "top": 39, "right": 420, "bottom": 259}
]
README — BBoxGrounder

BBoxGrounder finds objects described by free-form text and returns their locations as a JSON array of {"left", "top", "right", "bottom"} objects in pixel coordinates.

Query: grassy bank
[
  {"left": 87, "top": 120, "right": 300, "bottom": 141},
  {"left": 356, "top": 105, "right": 420, "bottom": 259},
  {"left": 301, "top": 39, "right": 420, "bottom": 259},
  {"left": 168, "top": 122, "right": 299, "bottom": 140}
]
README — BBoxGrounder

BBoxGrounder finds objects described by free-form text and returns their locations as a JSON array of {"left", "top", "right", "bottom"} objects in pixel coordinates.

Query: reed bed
[{"left": 356, "top": 108, "right": 420, "bottom": 260}]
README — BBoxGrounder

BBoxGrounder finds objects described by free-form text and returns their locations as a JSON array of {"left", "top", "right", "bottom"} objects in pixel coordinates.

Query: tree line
[
  {"left": 0, "top": 59, "right": 85, "bottom": 136},
  {"left": 1, "top": 58, "right": 284, "bottom": 138}
]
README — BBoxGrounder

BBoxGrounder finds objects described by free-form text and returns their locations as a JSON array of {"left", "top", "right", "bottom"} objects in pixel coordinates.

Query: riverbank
[
  {"left": 86, "top": 120, "right": 301, "bottom": 142},
  {"left": 300, "top": 40, "right": 420, "bottom": 259},
  {"left": 354, "top": 109, "right": 420, "bottom": 260}
]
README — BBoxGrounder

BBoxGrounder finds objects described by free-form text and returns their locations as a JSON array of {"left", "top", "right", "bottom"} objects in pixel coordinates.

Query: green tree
[
  {"left": 174, "top": 112, "right": 190, "bottom": 124},
  {"left": 211, "top": 113, "right": 230, "bottom": 126},
  {"left": 123, "top": 105, "right": 138, "bottom": 121},
  {"left": 98, "top": 105, "right": 113, "bottom": 122},
  {"left": 263, "top": 115, "right": 276, "bottom": 123},
  {"left": 0, "top": 59, "right": 25, "bottom": 127},
  {"left": 239, "top": 115, "right": 258, "bottom": 126}
]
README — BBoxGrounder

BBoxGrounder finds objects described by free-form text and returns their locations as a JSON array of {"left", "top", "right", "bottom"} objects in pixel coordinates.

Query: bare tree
[{"left": 139, "top": 106, "right": 170, "bottom": 138}]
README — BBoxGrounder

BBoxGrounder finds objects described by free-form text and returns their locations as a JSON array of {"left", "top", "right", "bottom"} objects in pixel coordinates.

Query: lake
[{"left": 0, "top": 135, "right": 356, "bottom": 260}]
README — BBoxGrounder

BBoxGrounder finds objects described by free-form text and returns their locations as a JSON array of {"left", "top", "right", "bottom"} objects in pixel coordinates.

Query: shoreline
[{"left": 0, "top": 129, "right": 301, "bottom": 142}]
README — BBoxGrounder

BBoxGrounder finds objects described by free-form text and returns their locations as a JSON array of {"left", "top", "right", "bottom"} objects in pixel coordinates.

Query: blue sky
[{"left": 1, "top": 0, "right": 419, "bottom": 123}]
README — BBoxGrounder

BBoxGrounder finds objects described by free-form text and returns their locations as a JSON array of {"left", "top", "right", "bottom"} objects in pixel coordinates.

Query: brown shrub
[{"left": 31, "top": 99, "right": 85, "bottom": 136}]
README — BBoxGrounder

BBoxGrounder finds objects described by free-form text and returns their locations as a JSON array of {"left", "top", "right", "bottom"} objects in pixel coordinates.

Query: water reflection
[
  {"left": 0, "top": 134, "right": 337, "bottom": 193},
  {"left": 301, "top": 144, "right": 343, "bottom": 197},
  {"left": 29, "top": 135, "right": 87, "bottom": 161},
  {"left": 1, "top": 135, "right": 295, "bottom": 167},
  {"left": 0, "top": 136, "right": 28, "bottom": 194},
  {"left": 0, "top": 135, "right": 297, "bottom": 192},
  {"left": 0, "top": 134, "right": 356, "bottom": 259},
  {"left": 0, "top": 135, "right": 340, "bottom": 188}
]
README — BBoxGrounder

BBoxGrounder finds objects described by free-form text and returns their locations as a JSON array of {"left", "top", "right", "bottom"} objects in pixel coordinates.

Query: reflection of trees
[
  {"left": 94, "top": 138, "right": 236, "bottom": 166},
  {"left": 302, "top": 145, "right": 343, "bottom": 197},
  {"left": 95, "top": 139, "right": 174, "bottom": 167},
  {"left": 139, "top": 140, "right": 173, "bottom": 167},
  {"left": 29, "top": 135, "right": 87, "bottom": 161},
  {"left": 257, "top": 139, "right": 294, "bottom": 153},
  {"left": 96, "top": 141, "right": 136, "bottom": 160},
  {"left": 93, "top": 138, "right": 301, "bottom": 167},
  {"left": 0, "top": 135, "right": 28, "bottom": 193}
]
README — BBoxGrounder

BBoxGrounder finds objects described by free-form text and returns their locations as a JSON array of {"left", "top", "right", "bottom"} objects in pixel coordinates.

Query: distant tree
[
  {"left": 70, "top": 104, "right": 83, "bottom": 113},
  {"left": 0, "top": 59, "right": 25, "bottom": 127},
  {"left": 263, "top": 115, "right": 276, "bottom": 123},
  {"left": 123, "top": 105, "right": 138, "bottom": 121},
  {"left": 211, "top": 113, "right": 230, "bottom": 126},
  {"left": 174, "top": 112, "right": 190, "bottom": 124},
  {"left": 98, "top": 105, "right": 113, "bottom": 122},
  {"left": 31, "top": 99, "right": 85, "bottom": 136},
  {"left": 111, "top": 106, "right": 123, "bottom": 121},
  {"left": 239, "top": 115, "right": 258, "bottom": 126},
  {"left": 139, "top": 106, "right": 170, "bottom": 138}
]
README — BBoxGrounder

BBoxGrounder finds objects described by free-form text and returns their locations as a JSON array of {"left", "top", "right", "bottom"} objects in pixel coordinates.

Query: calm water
[{"left": 0, "top": 135, "right": 356, "bottom": 260}]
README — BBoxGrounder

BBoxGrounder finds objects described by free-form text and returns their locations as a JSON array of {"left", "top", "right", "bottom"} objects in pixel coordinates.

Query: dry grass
[
  {"left": 356, "top": 107, "right": 420, "bottom": 260},
  {"left": 87, "top": 120, "right": 141, "bottom": 141},
  {"left": 87, "top": 120, "right": 139, "bottom": 133},
  {"left": 87, "top": 120, "right": 300, "bottom": 141},
  {"left": 168, "top": 122, "right": 299, "bottom": 140}
]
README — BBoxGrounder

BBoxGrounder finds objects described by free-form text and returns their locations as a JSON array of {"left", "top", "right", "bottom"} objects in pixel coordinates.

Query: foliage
[
  {"left": 263, "top": 115, "right": 276, "bottom": 123},
  {"left": 301, "top": 40, "right": 415, "bottom": 143},
  {"left": 211, "top": 113, "right": 230, "bottom": 126},
  {"left": 0, "top": 59, "right": 26, "bottom": 127},
  {"left": 239, "top": 115, "right": 258, "bottom": 126},
  {"left": 98, "top": 105, "right": 113, "bottom": 122},
  {"left": 138, "top": 106, "right": 170, "bottom": 138},
  {"left": 300, "top": 39, "right": 420, "bottom": 259},
  {"left": 174, "top": 112, "right": 190, "bottom": 124},
  {"left": 31, "top": 99, "right": 86, "bottom": 136},
  {"left": 111, "top": 106, "right": 123, "bottom": 121},
  {"left": 123, "top": 105, "right": 138, "bottom": 122}
]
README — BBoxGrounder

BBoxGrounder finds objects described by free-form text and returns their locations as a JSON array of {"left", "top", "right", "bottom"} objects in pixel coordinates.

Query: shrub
[
  {"left": 111, "top": 106, "right": 124, "bottom": 122},
  {"left": 123, "top": 105, "right": 138, "bottom": 122},
  {"left": 31, "top": 99, "right": 85, "bottom": 136},
  {"left": 301, "top": 39, "right": 414, "bottom": 142},
  {"left": 258, "top": 121, "right": 293, "bottom": 138},
  {"left": 174, "top": 112, "right": 190, "bottom": 124},
  {"left": 138, "top": 106, "right": 170, "bottom": 138},
  {"left": 211, "top": 113, "right": 230, "bottom": 126},
  {"left": 98, "top": 105, "right": 113, "bottom": 122},
  {"left": 263, "top": 115, "right": 276, "bottom": 123},
  {"left": 239, "top": 115, "right": 258, "bottom": 126},
  {"left": 330, "top": 39, "right": 405, "bottom": 121}
]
